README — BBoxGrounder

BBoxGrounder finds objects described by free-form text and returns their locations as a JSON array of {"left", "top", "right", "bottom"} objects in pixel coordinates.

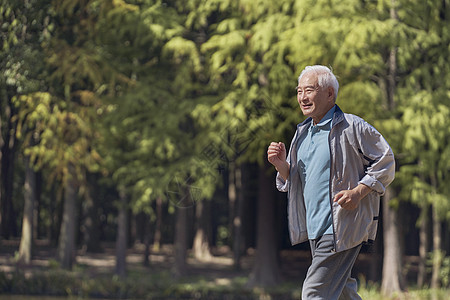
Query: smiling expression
[{"left": 296, "top": 73, "right": 335, "bottom": 124}]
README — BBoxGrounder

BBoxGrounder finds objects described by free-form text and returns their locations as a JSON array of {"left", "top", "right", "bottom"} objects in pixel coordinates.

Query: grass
[
  {"left": 358, "top": 287, "right": 450, "bottom": 300},
  {"left": 1, "top": 266, "right": 449, "bottom": 299}
]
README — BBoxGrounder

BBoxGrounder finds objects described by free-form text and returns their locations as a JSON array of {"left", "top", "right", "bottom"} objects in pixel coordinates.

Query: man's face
[{"left": 297, "top": 73, "right": 335, "bottom": 124}]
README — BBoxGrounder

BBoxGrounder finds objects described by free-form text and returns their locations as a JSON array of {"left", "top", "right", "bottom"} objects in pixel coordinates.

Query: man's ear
[{"left": 328, "top": 87, "right": 335, "bottom": 100}]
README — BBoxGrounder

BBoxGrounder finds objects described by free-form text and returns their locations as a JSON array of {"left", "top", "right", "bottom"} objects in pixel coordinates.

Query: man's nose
[{"left": 298, "top": 93, "right": 307, "bottom": 102}]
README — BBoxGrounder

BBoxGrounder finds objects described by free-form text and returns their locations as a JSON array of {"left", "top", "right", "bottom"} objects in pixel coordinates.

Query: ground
[{"left": 0, "top": 239, "right": 428, "bottom": 299}]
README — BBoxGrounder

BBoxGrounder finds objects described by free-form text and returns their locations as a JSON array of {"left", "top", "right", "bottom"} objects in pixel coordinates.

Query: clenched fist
[
  {"left": 267, "top": 142, "right": 289, "bottom": 180},
  {"left": 267, "top": 142, "right": 286, "bottom": 166}
]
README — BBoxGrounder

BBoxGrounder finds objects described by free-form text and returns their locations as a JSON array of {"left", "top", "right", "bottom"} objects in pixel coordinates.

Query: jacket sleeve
[
  {"left": 356, "top": 120, "right": 395, "bottom": 195},
  {"left": 276, "top": 168, "right": 289, "bottom": 192}
]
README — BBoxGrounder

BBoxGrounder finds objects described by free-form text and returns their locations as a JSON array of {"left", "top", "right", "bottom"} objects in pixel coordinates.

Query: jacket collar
[{"left": 332, "top": 105, "right": 344, "bottom": 127}]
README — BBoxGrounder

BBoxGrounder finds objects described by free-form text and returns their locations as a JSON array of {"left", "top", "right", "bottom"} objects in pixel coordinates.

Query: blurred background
[{"left": 0, "top": 0, "right": 449, "bottom": 299}]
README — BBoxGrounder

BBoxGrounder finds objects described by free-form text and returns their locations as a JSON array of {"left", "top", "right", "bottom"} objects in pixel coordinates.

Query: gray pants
[{"left": 302, "top": 234, "right": 362, "bottom": 300}]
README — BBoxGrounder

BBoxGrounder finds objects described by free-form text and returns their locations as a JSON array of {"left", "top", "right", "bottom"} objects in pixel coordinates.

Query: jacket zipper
[
  {"left": 328, "top": 128, "right": 337, "bottom": 252},
  {"left": 328, "top": 108, "right": 344, "bottom": 252}
]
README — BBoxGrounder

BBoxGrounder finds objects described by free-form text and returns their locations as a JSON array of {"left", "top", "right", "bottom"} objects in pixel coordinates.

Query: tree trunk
[
  {"left": 381, "top": 2, "right": 406, "bottom": 295},
  {"left": 368, "top": 230, "right": 382, "bottom": 282},
  {"left": 172, "top": 186, "right": 194, "bottom": 278},
  {"left": 193, "top": 200, "right": 213, "bottom": 261},
  {"left": 143, "top": 214, "right": 151, "bottom": 266},
  {"left": 18, "top": 157, "right": 37, "bottom": 264},
  {"left": 152, "top": 197, "right": 163, "bottom": 252},
  {"left": 172, "top": 204, "right": 189, "bottom": 278},
  {"left": 232, "top": 163, "right": 245, "bottom": 270},
  {"left": 57, "top": 169, "right": 78, "bottom": 269},
  {"left": 229, "top": 162, "right": 236, "bottom": 247},
  {"left": 381, "top": 187, "right": 406, "bottom": 295},
  {"left": 247, "top": 161, "right": 281, "bottom": 288},
  {"left": 431, "top": 204, "right": 442, "bottom": 289},
  {"left": 417, "top": 204, "right": 430, "bottom": 288},
  {"left": 81, "top": 175, "right": 102, "bottom": 253},
  {"left": 115, "top": 189, "right": 128, "bottom": 278}
]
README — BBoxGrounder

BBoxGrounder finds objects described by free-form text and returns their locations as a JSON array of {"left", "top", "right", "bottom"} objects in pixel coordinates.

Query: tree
[
  {"left": 247, "top": 161, "right": 282, "bottom": 287},
  {"left": 229, "top": 162, "right": 245, "bottom": 269},
  {"left": 94, "top": 0, "right": 221, "bottom": 277},
  {"left": 388, "top": 0, "right": 450, "bottom": 290},
  {"left": 0, "top": 0, "right": 50, "bottom": 239},
  {"left": 13, "top": 0, "right": 114, "bottom": 269},
  {"left": 380, "top": 2, "right": 407, "bottom": 294},
  {"left": 17, "top": 156, "right": 37, "bottom": 264},
  {"left": 193, "top": 199, "right": 213, "bottom": 261},
  {"left": 172, "top": 204, "right": 191, "bottom": 277},
  {"left": 115, "top": 188, "right": 128, "bottom": 278},
  {"left": 80, "top": 173, "right": 103, "bottom": 253},
  {"left": 197, "top": 0, "right": 298, "bottom": 286},
  {"left": 57, "top": 165, "right": 78, "bottom": 269}
]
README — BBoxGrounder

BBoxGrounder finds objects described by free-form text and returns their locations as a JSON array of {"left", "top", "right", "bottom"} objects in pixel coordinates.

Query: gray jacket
[{"left": 276, "top": 105, "right": 395, "bottom": 252}]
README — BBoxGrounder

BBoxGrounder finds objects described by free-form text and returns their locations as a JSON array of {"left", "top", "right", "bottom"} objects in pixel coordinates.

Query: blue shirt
[{"left": 297, "top": 106, "right": 335, "bottom": 239}]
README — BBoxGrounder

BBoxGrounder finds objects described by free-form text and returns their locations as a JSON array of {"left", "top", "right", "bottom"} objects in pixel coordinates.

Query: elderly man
[{"left": 267, "top": 65, "right": 395, "bottom": 299}]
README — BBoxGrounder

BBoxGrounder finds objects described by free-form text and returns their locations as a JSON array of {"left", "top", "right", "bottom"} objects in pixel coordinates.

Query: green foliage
[
  {"left": 86, "top": 0, "right": 227, "bottom": 214},
  {"left": 441, "top": 256, "right": 450, "bottom": 287},
  {"left": 391, "top": 0, "right": 450, "bottom": 220},
  {"left": 0, "top": 0, "right": 50, "bottom": 94},
  {"left": 2, "top": 0, "right": 450, "bottom": 287},
  {"left": 427, "top": 251, "right": 450, "bottom": 288},
  {"left": 14, "top": 92, "right": 104, "bottom": 181}
]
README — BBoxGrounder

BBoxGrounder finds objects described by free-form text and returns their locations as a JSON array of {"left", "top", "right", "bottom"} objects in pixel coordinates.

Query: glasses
[{"left": 295, "top": 85, "right": 319, "bottom": 97}]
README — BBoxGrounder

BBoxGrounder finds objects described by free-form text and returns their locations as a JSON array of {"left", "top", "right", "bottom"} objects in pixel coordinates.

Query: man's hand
[
  {"left": 333, "top": 184, "right": 372, "bottom": 210},
  {"left": 267, "top": 142, "right": 289, "bottom": 181},
  {"left": 267, "top": 142, "right": 286, "bottom": 166}
]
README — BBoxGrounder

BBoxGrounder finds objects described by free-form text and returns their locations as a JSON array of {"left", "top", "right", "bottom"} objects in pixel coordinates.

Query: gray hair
[{"left": 298, "top": 65, "right": 339, "bottom": 101}]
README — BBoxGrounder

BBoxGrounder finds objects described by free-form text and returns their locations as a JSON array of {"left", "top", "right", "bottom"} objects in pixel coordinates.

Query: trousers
[{"left": 301, "top": 234, "right": 362, "bottom": 300}]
